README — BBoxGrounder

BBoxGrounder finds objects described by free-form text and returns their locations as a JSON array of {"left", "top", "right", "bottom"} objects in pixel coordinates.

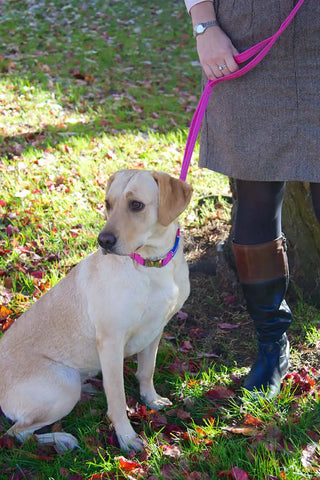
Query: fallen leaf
[
  {"left": 0, "top": 305, "right": 13, "bottom": 320},
  {"left": 301, "top": 442, "right": 320, "bottom": 468},
  {"left": 0, "top": 435, "right": 18, "bottom": 450},
  {"left": 166, "top": 408, "right": 191, "bottom": 421},
  {"left": 243, "top": 414, "right": 262, "bottom": 427},
  {"left": 204, "top": 386, "right": 236, "bottom": 401},
  {"left": 161, "top": 444, "right": 181, "bottom": 459},
  {"left": 116, "top": 456, "right": 140, "bottom": 473},
  {"left": 223, "top": 425, "right": 259, "bottom": 436},
  {"left": 180, "top": 340, "right": 193, "bottom": 352},
  {"left": 217, "top": 323, "right": 240, "bottom": 330},
  {"left": 187, "top": 473, "right": 211, "bottom": 480},
  {"left": 160, "top": 464, "right": 181, "bottom": 480},
  {"left": 218, "top": 467, "right": 250, "bottom": 480},
  {"left": 149, "top": 410, "right": 168, "bottom": 428},
  {"left": 231, "top": 467, "right": 250, "bottom": 480},
  {"left": 177, "top": 310, "right": 188, "bottom": 321}
]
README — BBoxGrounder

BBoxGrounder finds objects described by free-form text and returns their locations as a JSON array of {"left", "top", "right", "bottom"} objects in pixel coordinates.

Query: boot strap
[{"left": 232, "top": 236, "right": 289, "bottom": 284}]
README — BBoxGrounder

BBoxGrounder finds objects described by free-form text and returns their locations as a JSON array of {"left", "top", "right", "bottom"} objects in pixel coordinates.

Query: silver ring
[{"left": 218, "top": 64, "right": 226, "bottom": 71}]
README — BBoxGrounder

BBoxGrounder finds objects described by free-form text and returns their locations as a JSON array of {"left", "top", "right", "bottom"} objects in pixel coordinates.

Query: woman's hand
[
  {"left": 189, "top": 2, "right": 239, "bottom": 80},
  {"left": 196, "top": 25, "right": 239, "bottom": 80}
]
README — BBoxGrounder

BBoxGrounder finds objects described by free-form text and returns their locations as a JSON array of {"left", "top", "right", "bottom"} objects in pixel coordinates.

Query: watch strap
[{"left": 193, "top": 20, "right": 219, "bottom": 37}]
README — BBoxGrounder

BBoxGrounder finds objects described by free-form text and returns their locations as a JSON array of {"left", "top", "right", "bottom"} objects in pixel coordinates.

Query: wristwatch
[{"left": 193, "top": 21, "right": 219, "bottom": 38}]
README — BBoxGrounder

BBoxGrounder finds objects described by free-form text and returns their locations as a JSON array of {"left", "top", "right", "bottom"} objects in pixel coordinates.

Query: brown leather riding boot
[{"left": 233, "top": 235, "right": 292, "bottom": 398}]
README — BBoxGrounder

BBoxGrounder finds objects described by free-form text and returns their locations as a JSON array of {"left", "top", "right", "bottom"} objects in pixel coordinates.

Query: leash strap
[{"left": 180, "top": 0, "right": 305, "bottom": 182}]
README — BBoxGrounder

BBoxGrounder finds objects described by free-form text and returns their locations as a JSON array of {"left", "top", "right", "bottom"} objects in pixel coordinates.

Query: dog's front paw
[
  {"left": 117, "top": 432, "right": 144, "bottom": 452},
  {"left": 145, "top": 394, "right": 172, "bottom": 411}
]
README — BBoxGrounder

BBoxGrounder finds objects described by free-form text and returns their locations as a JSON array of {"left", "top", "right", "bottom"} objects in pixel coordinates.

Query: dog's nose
[{"left": 98, "top": 231, "right": 117, "bottom": 250}]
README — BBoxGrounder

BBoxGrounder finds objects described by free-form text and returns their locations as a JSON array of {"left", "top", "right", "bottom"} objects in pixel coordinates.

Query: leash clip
[{"left": 144, "top": 258, "right": 163, "bottom": 268}]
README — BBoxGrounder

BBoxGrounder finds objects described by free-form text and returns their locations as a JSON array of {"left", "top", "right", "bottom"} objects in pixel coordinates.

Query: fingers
[
  {"left": 196, "top": 27, "right": 240, "bottom": 81},
  {"left": 203, "top": 61, "right": 237, "bottom": 81}
]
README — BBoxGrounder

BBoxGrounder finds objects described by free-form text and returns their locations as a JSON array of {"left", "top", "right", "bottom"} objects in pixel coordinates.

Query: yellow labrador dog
[{"left": 0, "top": 169, "right": 192, "bottom": 452}]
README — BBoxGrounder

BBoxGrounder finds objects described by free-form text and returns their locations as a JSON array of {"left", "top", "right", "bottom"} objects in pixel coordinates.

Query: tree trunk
[
  {"left": 227, "top": 181, "right": 320, "bottom": 306},
  {"left": 282, "top": 182, "right": 320, "bottom": 304}
]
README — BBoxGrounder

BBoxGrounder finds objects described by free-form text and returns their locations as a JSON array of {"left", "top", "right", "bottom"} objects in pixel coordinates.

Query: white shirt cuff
[{"left": 184, "top": 0, "right": 214, "bottom": 14}]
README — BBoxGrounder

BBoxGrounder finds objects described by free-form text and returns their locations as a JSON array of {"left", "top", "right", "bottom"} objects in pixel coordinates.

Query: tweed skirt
[{"left": 199, "top": 0, "right": 320, "bottom": 182}]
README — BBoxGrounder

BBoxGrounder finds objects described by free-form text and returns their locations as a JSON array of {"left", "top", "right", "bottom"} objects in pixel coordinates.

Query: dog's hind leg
[
  {"left": 3, "top": 363, "right": 81, "bottom": 452},
  {"left": 136, "top": 334, "right": 172, "bottom": 410}
]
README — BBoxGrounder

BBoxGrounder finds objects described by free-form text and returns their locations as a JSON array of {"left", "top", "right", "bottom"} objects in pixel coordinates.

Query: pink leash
[{"left": 180, "top": 0, "right": 305, "bottom": 182}]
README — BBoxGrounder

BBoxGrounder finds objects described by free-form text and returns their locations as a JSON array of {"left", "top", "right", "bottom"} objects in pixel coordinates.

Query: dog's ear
[
  {"left": 106, "top": 172, "right": 116, "bottom": 193},
  {"left": 151, "top": 172, "right": 193, "bottom": 226}
]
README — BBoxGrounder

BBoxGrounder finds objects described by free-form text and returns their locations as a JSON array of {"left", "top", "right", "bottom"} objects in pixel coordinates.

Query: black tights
[{"left": 234, "top": 180, "right": 320, "bottom": 245}]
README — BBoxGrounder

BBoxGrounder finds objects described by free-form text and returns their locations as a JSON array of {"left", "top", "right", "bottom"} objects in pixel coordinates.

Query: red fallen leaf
[
  {"left": 187, "top": 473, "right": 211, "bottom": 480},
  {"left": 166, "top": 408, "right": 192, "bottom": 422},
  {"left": 127, "top": 403, "right": 148, "bottom": 422},
  {"left": 2, "top": 317, "right": 15, "bottom": 332},
  {"left": 59, "top": 469, "right": 70, "bottom": 478},
  {"left": 88, "top": 474, "right": 109, "bottom": 480},
  {"left": 306, "top": 430, "right": 320, "bottom": 442},
  {"left": 218, "top": 467, "right": 250, "bottom": 480},
  {"left": 0, "top": 435, "right": 18, "bottom": 450},
  {"left": 217, "top": 323, "right": 240, "bottom": 330},
  {"left": 30, "top": 271, "right": 44, "bottom": 279},
  {"left": 168, "top": 358, "right": 189, "bottom": 375},
  {"left": 163, "top": 423, "right": 186, "bottom": 441},
  {"left": 231, "top": 467, "right": 250, "bottom": 480},
  {"left": 180, "top": 340, "right": 193, "bottom": 353},
  {"left": 284, "top": 368, "right": 316, "bottom": 395},
  {"left": 116, "top": 456, "right": 141, "bottom": 473},
  {"left": 104, "top": 429, "right": 120, "bottom": 449},
  {"left": 6, "top": 224, "right": 19, "bottom": 237},
  {"left": 149, "top": 410, "right": 168, "bottom": 428},
  {"left": 0, "top": 200, "right": 7, "bottom": 207},
  {"left": 169, "top": 358, "right": 201, "bottom": 376},
  {"left": 223, "top": 295, "right": 235, "bottom": 304},
  {"left": 189, "top": 327, "right": 202, "bottom": 339},
  {"left": 204, "top": 386, "right": 236, "bottom": 401}
]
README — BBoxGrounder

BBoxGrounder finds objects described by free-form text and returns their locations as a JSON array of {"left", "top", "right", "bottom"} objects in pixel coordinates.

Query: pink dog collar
[{"left": 130, "top": 228, "right": 180, "bottom": 268}]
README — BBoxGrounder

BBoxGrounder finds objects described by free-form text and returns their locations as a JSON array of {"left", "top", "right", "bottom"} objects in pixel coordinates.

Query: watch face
[{"left": 196, "top": 24, "right": 205, "bottom": 34}]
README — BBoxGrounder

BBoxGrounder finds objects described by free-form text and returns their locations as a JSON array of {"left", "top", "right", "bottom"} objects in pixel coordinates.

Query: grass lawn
[{"left": 1, "top": 1, "right": 320, "bottom": 479}]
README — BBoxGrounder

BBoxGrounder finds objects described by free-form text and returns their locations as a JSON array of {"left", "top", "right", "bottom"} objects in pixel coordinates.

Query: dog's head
[{"left": 98, "top": 169, "right": 192, "bottom": 256}]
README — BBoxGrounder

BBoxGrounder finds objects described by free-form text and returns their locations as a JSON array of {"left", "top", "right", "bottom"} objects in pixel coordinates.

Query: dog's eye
[{"left": 129, "top": 201, "right": 144, "bottom": 211}]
